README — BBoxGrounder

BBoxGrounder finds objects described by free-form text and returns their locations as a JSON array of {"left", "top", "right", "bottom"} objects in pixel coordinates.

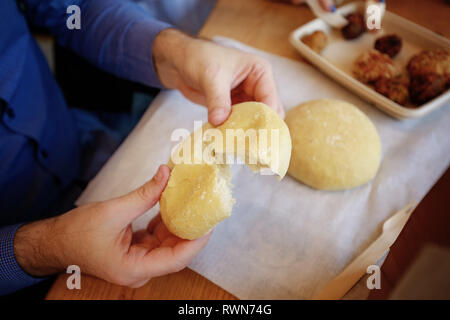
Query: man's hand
[
  {"left": 153, "top": 29, "right": 284, "bottom": 126},
  {"left": 14, "top": 165, "right": 211, "bottom": 288},
  {"left": 289, "top": 0, "right": 335, "bottom": 11}
]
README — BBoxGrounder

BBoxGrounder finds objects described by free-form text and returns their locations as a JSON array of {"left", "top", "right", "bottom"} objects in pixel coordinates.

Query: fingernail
[
  {"left": 330, "top": 5, "right": 336, "bottom": 13},
  {"left": 155, "top": 166, "right": 164, "bottom": 182}
]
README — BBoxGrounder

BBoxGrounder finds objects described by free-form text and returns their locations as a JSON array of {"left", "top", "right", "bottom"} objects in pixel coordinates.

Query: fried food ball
[
  {"left": 353, "top": 49, "right": 400, "bottom": 84},
  {"left": 407, "top": 49, "right": 450, "bottom": 104},
  {"left": 409, "top": 73, "right": 447, "bottom": 105},
  {"left": 374, "top": 34, "right": 402, "bottom": 58},
  {"left": 342, "top": 13, "right": 365, "bottom": 40},
  {"left": 301, "top": 30, "right": 328, "bottom": 53},
  {"left": 374, "top": 76, "right": 409, "bottom": 106},
  {"left": 407, "top": 49, "right": 450, "bottom": 84}
]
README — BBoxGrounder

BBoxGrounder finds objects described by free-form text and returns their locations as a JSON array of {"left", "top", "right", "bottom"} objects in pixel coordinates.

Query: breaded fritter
[
  {"left": 407, "top": 49, "right": 450, "bottom": 83},
  {"left": 409, "top": 74, "right": 447, "bottom": 105},
  {"left": 374, "top": 75, "right": 409, "bottom": 106},
  {"left": 407, "top": 49, "right": 450, "bottom": 104},
  {"left": 353, "top": 49, "right": 400, "bottom": 84},
  {"left": 375, "top": 34, "right": 402, "bottom": 58},
  {"left": 342, "top": 13, "right": 365, "bottom": 40},
  {"left": 301, "top": 30, "right": 328, "bottom": 54}
]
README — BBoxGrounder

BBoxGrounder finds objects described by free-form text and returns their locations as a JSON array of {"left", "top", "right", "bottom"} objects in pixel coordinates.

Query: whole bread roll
[
  {"left": 161, "top": 102, "right": 292, "bottom": 239},
  {"left": 286, "top": 99, "right": 381, "bottom": 190}
]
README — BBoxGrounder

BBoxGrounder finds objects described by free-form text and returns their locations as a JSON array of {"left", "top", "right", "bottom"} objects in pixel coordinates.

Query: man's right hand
[
  {"left": 13, "top": 165, "right": 211, "bottom": 288},
  {"left": 289, "top": 0, "right": 335, "bottom": 11},
  {"left": 153, "top": 29, "right": 284, "bottom": 126}
]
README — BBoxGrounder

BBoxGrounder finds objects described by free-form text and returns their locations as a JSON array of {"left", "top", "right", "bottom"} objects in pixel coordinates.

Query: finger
[
  {"left": 110, "top": 165, "right": 171, "bottom": 225},
  {"left": 230, "top": 86, "right": 252, "bottom": 105},
  {"left": 276, "top": 98, "right": 286, "bottom": 119},
  {"left": 129, "top": 279, "right": 149, "bottom": 289},
  {"left": 140, "top": 232, "right": 212, "bottom": 277},
  {"left": 132, "top": 229, "right": 152, "bottom": 244},
  {"left": 153, "top": 220, "right": 173, "bottom": 242},
  {"left": 118, "top": 224, "right": 134, "bottom": 248},
  {"left": 177, "top": 82, "right": 207, "bottom": 106},
  {"left": 160, "top": 236, "right": 181, "bottom": 248},
  {"left": 131, "top": 230, "right": 161, "bottom": 250},
  {"left": 148, "top": 214, "right": 180, "bottom": 243},
  {"left": 203, "top": 75, "right": 232, "bottom": 126},
  {"left": 319, "top": 0, "right": 335, "bottom": 12},
  {"left": 246, "top": 61, "right": 283, "bottom": 117},
  {"left": 147, "top": 214, "right": 163, "bottom": 233},
  {"left": 291, "top": 0, "right": 307, "bottom": 4},
  {"left": 255, "top": 74, "right": 279, "bottom": 112}
]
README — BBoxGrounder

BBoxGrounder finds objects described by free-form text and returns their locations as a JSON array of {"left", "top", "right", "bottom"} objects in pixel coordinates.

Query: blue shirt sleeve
[
  {"left": 23, "top": 0, "right": 172, "bottom": 88},
  {"left": 0, "top": 224, "right": 45, "bottom": 295}
]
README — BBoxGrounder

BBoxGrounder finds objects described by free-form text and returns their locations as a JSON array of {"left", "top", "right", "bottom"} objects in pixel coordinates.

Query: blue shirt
[
  {"left": 0, "top": 0, "right": 171, "bottom": 295},
  {"left": 135, "top": 0, "right": 216, "bottom": 34}
]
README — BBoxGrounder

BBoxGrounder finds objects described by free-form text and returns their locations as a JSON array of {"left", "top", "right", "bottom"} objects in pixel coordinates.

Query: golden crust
[
  {"left": 286, "top": 99, "right": 381, "bottom": 190},
  {"left": 301, "top": 30, "right": 328, "bottom": 54},
  {"left": 409, "top": 73, "right": 447, "bottom": 105},
  {"left": 342, "top": 13, "right": 365, "bottom": 40},
  {"left": 353, "top": 49, "right": 400, "bottom": 84},
  {"left": 374, "top": 34, "right": 402, "bottom": 58},
  {"left": 374, "top": 76, "right": 409, "bottom": 106},
  {"left": 407, "top": 49, "right": 450, "bottom": 80},
  {"left": 407, "top": 49, "right": 450, "bottom": 104}
]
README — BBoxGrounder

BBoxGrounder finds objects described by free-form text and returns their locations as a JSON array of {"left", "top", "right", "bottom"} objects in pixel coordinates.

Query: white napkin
[{"left": 77, "top": 37, "right": 450, "bottom": 299}]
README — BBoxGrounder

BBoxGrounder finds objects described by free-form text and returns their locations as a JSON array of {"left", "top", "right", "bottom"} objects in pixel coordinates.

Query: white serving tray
[{"left": 289, "top": 1, "right": 450, "bottom": 119}]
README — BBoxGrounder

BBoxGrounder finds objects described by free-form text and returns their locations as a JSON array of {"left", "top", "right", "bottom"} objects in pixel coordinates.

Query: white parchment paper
[{"left": 77, "top": 37, "right": 450, "bottom": 299}]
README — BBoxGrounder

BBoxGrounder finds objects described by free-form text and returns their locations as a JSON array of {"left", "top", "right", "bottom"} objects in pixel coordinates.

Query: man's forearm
[
  {"left": 153, "top": 28, "right": 192, "bottom": 89},
  {"left": 23, "top": 0, "right": 172, "bottom": 88},
  {"left": 0, "top": 222, "right": 56, "bottom": 295},
  {"left": 14, "top": 217, "right": 65, "bottom": 277},
  {"left": 152, "top": 28, "right": 215, "bottom": 91}
]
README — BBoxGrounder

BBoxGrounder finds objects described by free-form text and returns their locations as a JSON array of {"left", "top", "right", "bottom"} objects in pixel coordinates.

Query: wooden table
[
  {"left": 369, "top": 165, "right": 450, "bottom": 299},
  {"left": 46, "top": 0, "right": 450, "bottom": 300}
]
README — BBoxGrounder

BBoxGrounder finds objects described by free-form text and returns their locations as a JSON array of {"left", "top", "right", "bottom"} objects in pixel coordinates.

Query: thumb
[
  {"left": 204, "top": 77, "right": 232, "bottom": 126},
  {"left": 110, "top": 165, "right": 171, "bottom": 225}
]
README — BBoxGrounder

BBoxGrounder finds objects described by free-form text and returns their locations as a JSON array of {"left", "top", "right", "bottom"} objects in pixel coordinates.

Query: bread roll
[
  {"left": 168, "top": 102, "right": 291, "bottom": 178},
  {"left": 161, "top": 102, "right": 292, "bottom": 239},
  {"left": 160, "top": 163, "right": 233, "bottom": 240},
  {"left": 286, "top": 99, "right": 381, "bottom": 190},
  {"left": 215, "top": 102, "right": 291, "bottom": 179}
]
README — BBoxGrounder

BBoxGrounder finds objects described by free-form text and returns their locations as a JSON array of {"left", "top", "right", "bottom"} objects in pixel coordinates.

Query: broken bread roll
[
  {"left": 161, "top": 102, "right": 292, "bottom": 240},
  {"left": 160, "top": 164, "right": 233, "bottom": 240},
  {"left": 214, "top": 102, "right": 291, "bottom": 179},
  {"left": 286, "top": 99, "right": 381, "bottom": 190},
  {"left": 168, "top": 102, "right": 292, "bottom": 179}
]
